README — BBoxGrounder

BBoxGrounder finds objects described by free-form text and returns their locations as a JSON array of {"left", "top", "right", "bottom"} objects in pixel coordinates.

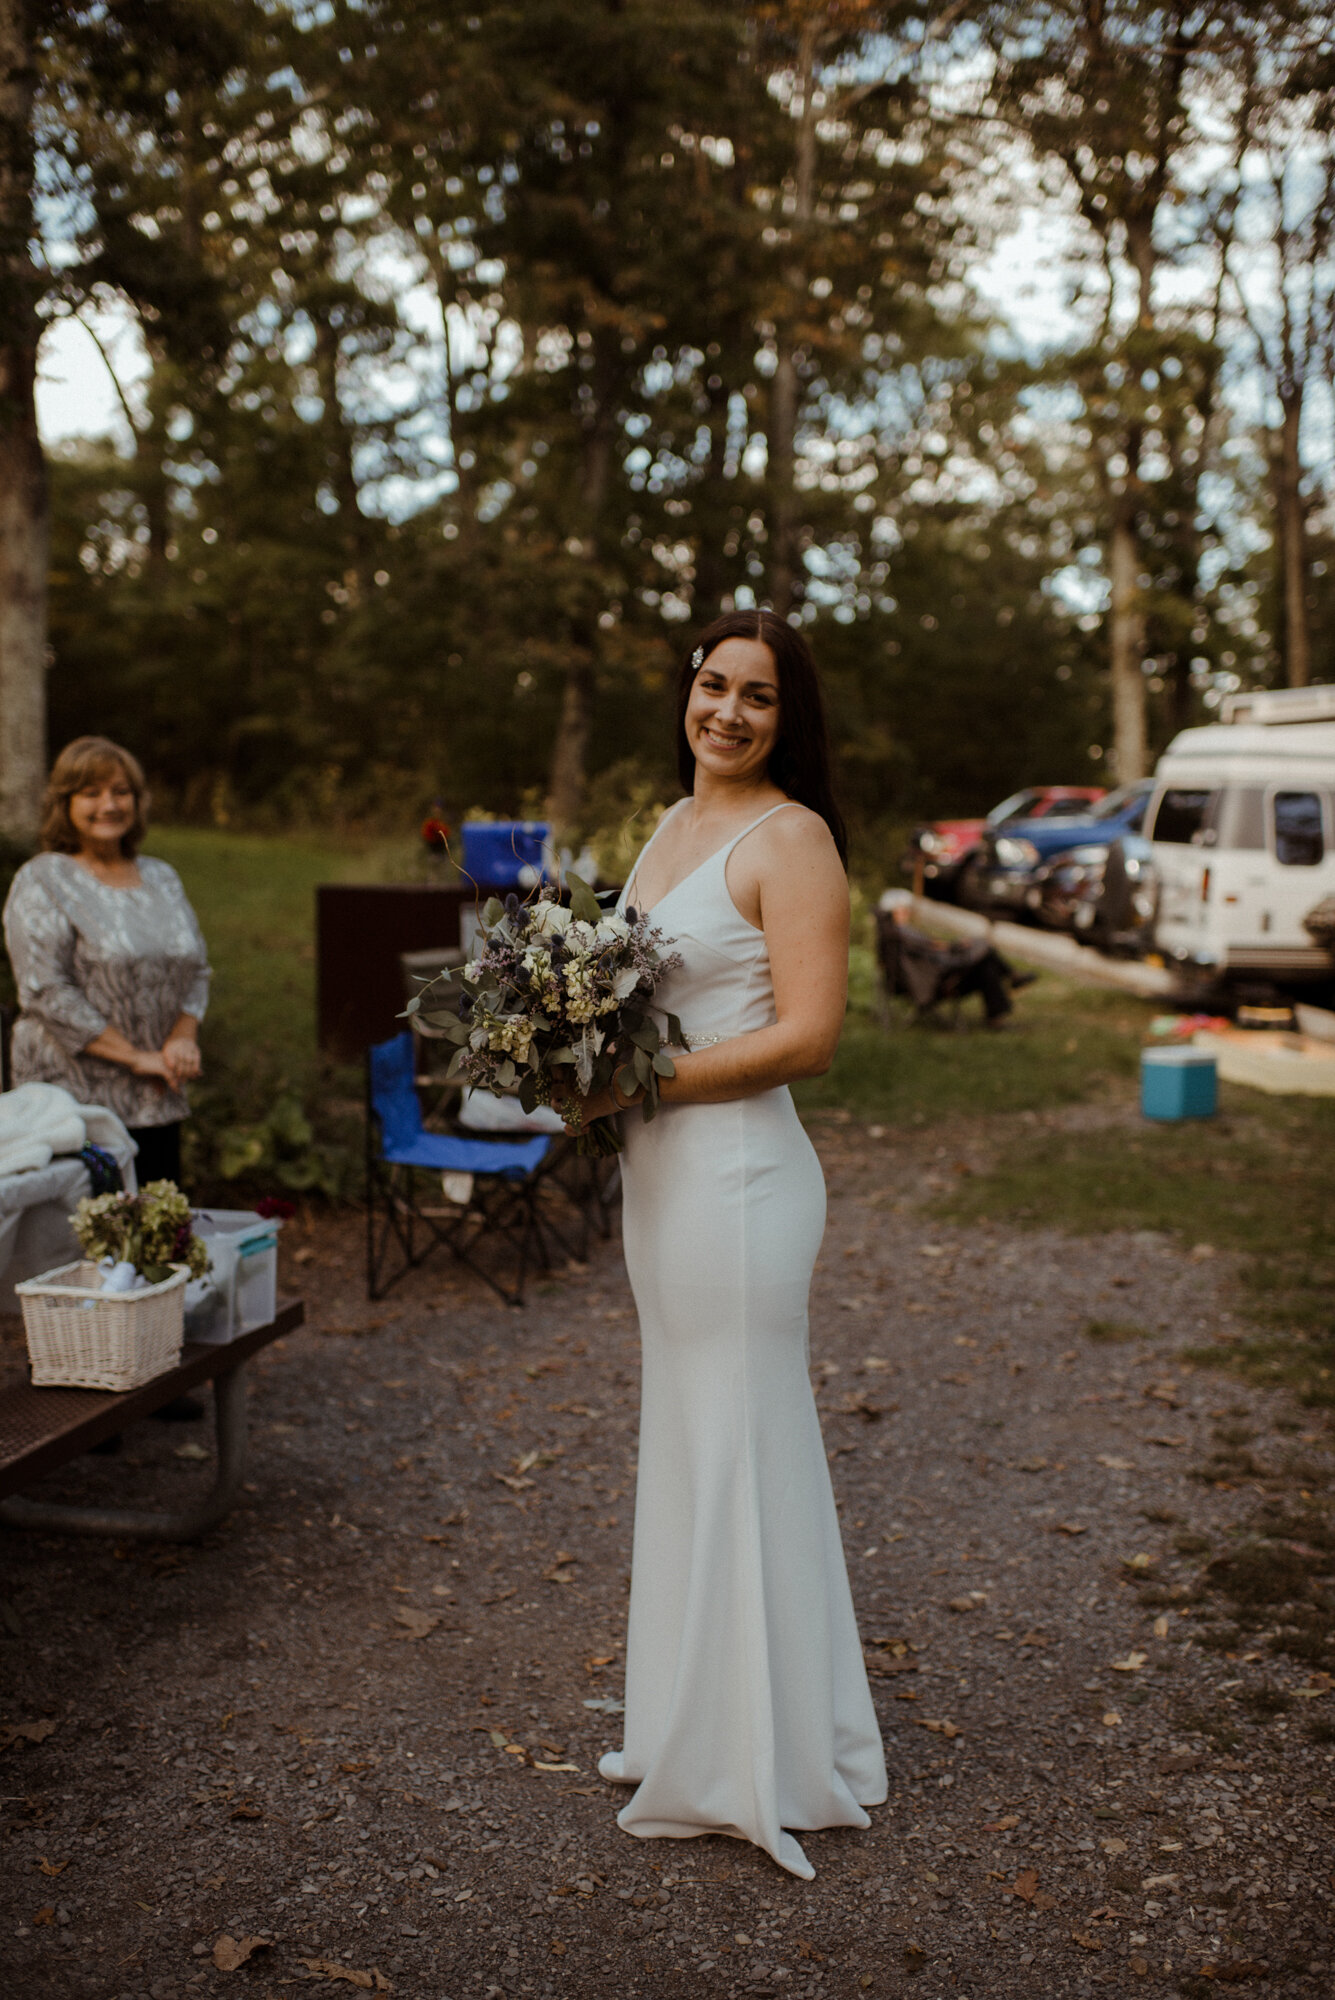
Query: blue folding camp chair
[{"left": 365, "top": 1032, "right": 586, "bottom": 1305}]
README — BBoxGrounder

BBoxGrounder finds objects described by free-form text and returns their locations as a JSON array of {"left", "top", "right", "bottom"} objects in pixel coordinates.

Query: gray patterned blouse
[{"left": 3, "top": 852, "right": 211, "bottom": 1129}]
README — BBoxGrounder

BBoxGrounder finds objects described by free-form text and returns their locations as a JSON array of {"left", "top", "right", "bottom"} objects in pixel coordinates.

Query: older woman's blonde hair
[{"left": 41, "top": 737, "right": 149, "bottom": 857}]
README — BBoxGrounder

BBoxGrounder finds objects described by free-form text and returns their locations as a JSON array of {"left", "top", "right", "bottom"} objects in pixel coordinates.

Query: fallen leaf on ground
[
  {"left": 1130, "top": 1956, "right": 1150, "bottom": 1975},
  {"left": 1102, "top": 1712, "right": 1121, "bottom": 1728},
  {"left": 213, "top": 1935, "right": 272, "bottom": 1972},
  {"left": 1110, "top": 1651, "right": 1148, "bottom": 1673},
  {"left": 947, "top": 1596, "right": 976, "bottom": 1614},
  {"left": 1012, "top": 1870, "right": 1039, "bottom": 1903},
  {"left": 1101, "top": 1838, "right": 1128, "bottom": 1854},
  {"left": 1072, "top": 1931, "right": 1105, "bottom": 1951},
  {"left": 1015, "top": 1455, "right": 1049, "bottom": 1472},
  {"left": 532, "top": 1760, "right": 581, "bottom": 1773},
  {"left": 919, "top": 1718, "right": 959, "bottom": 1739},
  {"left": 0, "top": 1719, "right": 58, "bottom": 1748},
  {"left": 1197, "top": 1962, "right": 1269, "bottom": 1983},
  {"left": 1121, "top": 1553, "right": 1153, "bottom": 1571},
  {"left": 393, "top": 1608, "right": 441, "bottom": 1641},
  {"left": 33, "top": 1906, "right": 55, "bottom": 1926},
  {"left": 298, "top": 1959, "right": 392, "bottom": 1991},
  {"left": 35, "top": 1857, "right": 67, "bottom": 1876},
  {"left": 984, "top": 1814, "right": 1020, "bottom": 1831},
  {"left": 1097, "top": 1455, "right": 1136, "bottom": 1471},
  {"left": 228, "top": 1803, "right": 262, "bottom": 1821},
  {"left": 1053, "top": 1521, "right": 1088, "bottom": 1536},
  {"left": 173, "top": 1442, "right": 210, "bottom": 1461}
]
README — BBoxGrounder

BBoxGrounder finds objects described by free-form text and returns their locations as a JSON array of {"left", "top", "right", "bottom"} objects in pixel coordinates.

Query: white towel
[{"left": 0, "top": 1082, "right": 139, "bottom": 1187}]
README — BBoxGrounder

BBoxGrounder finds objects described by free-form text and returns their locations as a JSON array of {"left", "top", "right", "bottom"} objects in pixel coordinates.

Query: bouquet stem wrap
[{"left": 404, "top": 874, "right": 684, "bottom": 1156}]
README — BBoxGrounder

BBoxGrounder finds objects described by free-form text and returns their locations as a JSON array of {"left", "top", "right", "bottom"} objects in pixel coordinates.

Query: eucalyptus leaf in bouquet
[{"left": 403, "top": 874, "right": 684, "bottom": 1155}]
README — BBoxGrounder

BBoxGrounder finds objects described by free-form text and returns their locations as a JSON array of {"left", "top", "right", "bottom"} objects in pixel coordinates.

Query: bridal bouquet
[{"left": 405, "top": 875, "right": 683, "bottom": 1155}]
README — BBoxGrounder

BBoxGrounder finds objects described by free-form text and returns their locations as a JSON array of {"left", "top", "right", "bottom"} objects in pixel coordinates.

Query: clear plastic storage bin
[{"left": 185, "top": 1210, "right": 282, "bottom": 1345}]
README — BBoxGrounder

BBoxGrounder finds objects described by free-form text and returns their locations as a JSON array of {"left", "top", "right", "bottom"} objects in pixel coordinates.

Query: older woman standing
[{"left": 3, "top": 736, "right": 211, "bottom": 1188}]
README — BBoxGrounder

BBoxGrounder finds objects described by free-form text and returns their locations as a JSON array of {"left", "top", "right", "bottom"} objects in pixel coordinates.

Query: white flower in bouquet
[
  {"left": 529, "top": 899, "right": 573, "bottom": 937},
  {"left": 404, "top": 874, "right": 684, "bottom": 1155}
]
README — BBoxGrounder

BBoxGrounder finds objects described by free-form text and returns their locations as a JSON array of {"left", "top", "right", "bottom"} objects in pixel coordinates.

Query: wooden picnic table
[{"left": 0, "top": 1299, "right": 303, "bottom": 1542}]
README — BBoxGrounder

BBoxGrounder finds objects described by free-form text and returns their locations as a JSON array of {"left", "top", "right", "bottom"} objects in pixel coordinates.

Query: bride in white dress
[{"left": 575, "top": 610, "right": 887, "bottom": 1880}]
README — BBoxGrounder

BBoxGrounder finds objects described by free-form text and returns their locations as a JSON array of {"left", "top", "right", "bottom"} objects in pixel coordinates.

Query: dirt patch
[{"left": 1, "top": 1120, "right": 1333, "bottom": 1999}]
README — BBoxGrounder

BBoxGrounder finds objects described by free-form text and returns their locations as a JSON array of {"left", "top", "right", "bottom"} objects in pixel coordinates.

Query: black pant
[{"left": 127, "top": 1120, "right": 182, "bottom": 1186}]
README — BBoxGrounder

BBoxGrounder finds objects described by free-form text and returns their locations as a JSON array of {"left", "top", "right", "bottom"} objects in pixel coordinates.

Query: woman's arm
[
  {"left": 82, "top": 1024, "right": 173, "bottom": 1082},
  {"left": 582, "top": 809, "right": 849, "bottom": 1121},
  {"left": 3, "top": 871, "right": 111, "bottom": 1055}
]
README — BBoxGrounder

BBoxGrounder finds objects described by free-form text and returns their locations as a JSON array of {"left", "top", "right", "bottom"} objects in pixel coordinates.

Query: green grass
[
  {"left": 795, "top": 957, "right": 1145, "bottom": 1124},
  {"left": 143, "top": 826, "right": 425, "bottom": 1192}
]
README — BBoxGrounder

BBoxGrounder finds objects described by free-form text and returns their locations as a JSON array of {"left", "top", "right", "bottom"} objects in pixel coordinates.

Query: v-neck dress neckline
[{"left": 627, "top": 799, "right": 795, "bottom": 922}]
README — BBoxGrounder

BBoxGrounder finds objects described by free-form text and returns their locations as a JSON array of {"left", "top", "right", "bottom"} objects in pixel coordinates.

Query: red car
[{"left": 901, "top": 787, "right": 1106, "bottom": 901}]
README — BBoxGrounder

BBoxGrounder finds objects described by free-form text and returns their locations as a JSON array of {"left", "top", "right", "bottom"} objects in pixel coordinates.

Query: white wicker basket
[{"left": 15, "top": 1261, "right": 188, "bottom": 1391}]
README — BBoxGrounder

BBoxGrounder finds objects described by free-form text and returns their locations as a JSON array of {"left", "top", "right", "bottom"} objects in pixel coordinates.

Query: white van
[{"left": 1146, "top": 685, "right": 1335, "bottom": 984}]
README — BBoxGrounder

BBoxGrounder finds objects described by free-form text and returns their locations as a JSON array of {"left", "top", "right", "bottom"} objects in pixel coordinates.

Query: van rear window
[
  {"left": 1274, "top": 792, "right": 1324, "bottom": 867},
  {"left": 1151, "top": 789, "right": 1217, "bottom": 844}
]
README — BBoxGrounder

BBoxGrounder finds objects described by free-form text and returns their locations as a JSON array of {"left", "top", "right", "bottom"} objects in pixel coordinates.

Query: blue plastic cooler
[{"left": 1140, "top": 1046, "right": 1217, "bottom": 1121}]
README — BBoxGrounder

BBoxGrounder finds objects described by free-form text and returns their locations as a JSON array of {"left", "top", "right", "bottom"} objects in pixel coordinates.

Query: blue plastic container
[
  {"left": 1140, "top": 1046, "right": 1217, "bottom": 1121},
  {"left": 460, "top": 820, "right": 550, "bottom": 889}
]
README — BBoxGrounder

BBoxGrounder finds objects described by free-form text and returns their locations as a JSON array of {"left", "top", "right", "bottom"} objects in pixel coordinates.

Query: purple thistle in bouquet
[{"left": 404, "top": 874, "right": 683, "bottom": 1155}]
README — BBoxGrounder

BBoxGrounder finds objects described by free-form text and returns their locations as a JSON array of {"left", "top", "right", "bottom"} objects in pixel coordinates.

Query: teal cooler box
[{"left": 1140, "top": 1046, "right": 1217, "bottom": 1121}]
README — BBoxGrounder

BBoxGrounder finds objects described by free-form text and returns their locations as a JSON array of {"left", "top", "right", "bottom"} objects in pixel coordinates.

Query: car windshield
[
  {"left": 1088, "top": 784, "right": 1146, "bottom": 821},
  {"left": 1040, "top": 796, "right": 1097, "bottom": 817},
  {"left": 987, "top": 789, "right": 1041, "bottom": 825}
]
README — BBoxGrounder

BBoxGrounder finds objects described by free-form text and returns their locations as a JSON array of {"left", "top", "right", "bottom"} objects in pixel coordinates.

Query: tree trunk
[
  {"left": 1275, "top": 391, "right": 1311, "bottom": 689},
  {"left": 1108, "top": 497, "right": 1148, "bottom": 784},
  {"left": 766, "top": 351, "right": 799, "bottom": 615},
  {"left": 546, "top": 381, "right": 615, "bottom": 837},
  {"left": 0, "top": 0, "right": 47, "bottom": 839},
  {"left": 546, "top": 658, "right": 595, "bottom": 839},
  {"left": 313, "top": 315, "right": 365, "bottom": 589},
  {"left": 766, "top": 17, "right": 817, "bottom": 614}
]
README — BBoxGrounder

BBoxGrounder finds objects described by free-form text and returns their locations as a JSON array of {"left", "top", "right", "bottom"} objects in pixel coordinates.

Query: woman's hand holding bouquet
[{"left": 405, "top": 875, "right": 683, "bottom": 1155}]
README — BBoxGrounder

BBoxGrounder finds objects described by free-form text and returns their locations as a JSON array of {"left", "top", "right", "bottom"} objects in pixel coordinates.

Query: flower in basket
[
  {"left": 404, "top": 873, "right": 683, "bottom": 1155},
  {"left": 72, "top": 1180, "right": 212, "bottom": 1287},
  {"left": 421, "top": 811, "right": 452, "bottom": 853}
]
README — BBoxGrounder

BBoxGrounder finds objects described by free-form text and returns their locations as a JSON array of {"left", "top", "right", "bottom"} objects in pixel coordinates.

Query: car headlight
[{"left": 994, "top": 838, "right": 1039, "bottom": 868}]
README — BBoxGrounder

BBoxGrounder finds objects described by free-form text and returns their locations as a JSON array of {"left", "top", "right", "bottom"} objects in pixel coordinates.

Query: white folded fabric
[
  {"left": 0, "top": 1081, "right": 139, "bottom": 1187},
  {"left": 458, "top": 1086, "right": 565, "bottom": 1136}
]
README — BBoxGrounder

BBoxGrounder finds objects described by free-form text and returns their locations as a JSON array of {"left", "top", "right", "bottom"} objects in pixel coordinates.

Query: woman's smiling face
[
  {"left": 68, "top": 765, "right": 137, "bottom": 852},
  {"left": 685, "top": 637, "right": 781, "bottom": 787}
]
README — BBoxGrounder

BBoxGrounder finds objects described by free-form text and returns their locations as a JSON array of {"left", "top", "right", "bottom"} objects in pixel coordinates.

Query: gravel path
[{"left": 1, "top": 1116, "right": 1332, "bottom": 2000}]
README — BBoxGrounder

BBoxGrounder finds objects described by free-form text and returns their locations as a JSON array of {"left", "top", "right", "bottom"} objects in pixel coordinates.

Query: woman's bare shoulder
[{"left": 761, "top": 802, "right": 842, "bottom": 867}]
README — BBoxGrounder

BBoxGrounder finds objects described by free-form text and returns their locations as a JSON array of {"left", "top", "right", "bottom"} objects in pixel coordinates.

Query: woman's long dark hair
[{"left": 675, "top": 610, "right": 848, "bottom": 867}]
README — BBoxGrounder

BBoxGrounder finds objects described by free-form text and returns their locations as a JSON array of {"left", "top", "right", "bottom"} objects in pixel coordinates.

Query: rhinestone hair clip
[{"left": 689, "top": 645, "right": 705, "bottom": 672}]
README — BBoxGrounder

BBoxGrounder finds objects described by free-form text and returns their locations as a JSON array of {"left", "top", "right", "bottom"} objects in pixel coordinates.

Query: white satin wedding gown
[{"left": 599, "top": 802, "right": 887, "bottom": 1880}]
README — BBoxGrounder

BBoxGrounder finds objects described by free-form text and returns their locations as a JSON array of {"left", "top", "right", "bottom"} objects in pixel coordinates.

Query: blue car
[{"left": 960, "top": 781, "right": 1155, "bottom": 915}]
